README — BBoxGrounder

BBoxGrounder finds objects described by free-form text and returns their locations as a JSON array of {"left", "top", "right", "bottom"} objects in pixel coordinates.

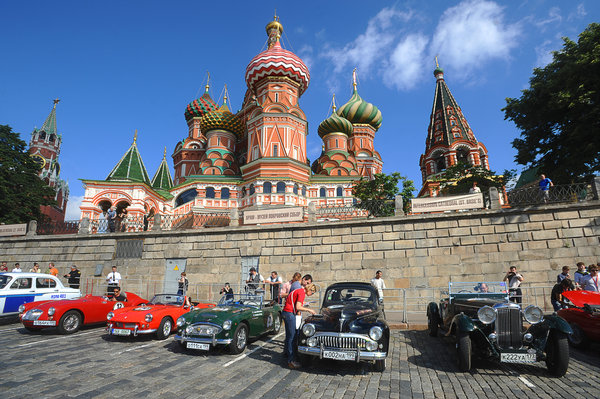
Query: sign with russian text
[
  {"left": 244, "top": 207, "right": 304, "bottom": 224},
  {"left": 411, "top": 193, "right": 484, "bottom": 213},
  {"left": 0, "top": 223, "right": 27, "bottom": 237}
]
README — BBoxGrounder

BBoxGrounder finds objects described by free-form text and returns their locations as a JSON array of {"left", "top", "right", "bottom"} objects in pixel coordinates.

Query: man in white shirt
[
  {"left": 469, "top": 182, "right": 481, "bottom": 194},
  {"left": 106, "top": 266, "right": 122, "bottom": 297},
  {"left": 581, "top": 265, "right": 599, "bottom": 292},
  {"left": 246, "top": 267, "right": 264, "bottom": 294},
  {"left": 371, "top": 270, "right": 386, "bottom": 301},
  {"left": 12, "top": 263, "right": 22, "bottom": 272},
  {"left": 503, "top": 266, "right": 524, "bottom": 303}
]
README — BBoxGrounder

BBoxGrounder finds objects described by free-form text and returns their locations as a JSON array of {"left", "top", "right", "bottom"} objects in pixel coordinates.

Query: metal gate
[
  {"left": 163, "top": 259, "right": 187, "bottom": 294},
  {"left": 240, "top": 256, "right": 260, "bottom": 294}
]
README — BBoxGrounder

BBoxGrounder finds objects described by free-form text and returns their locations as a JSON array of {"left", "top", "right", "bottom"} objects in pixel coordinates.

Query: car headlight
[
  {"left": 48, "top": 307, "right": 56, "bottom": 316},
  {"left": 177, "top": 317, "right": 185, "bottom": 327},
  {"left": 19, "top": 305, "right": 26, "bottom": 313},
  {"left": 366, "top": 340, "right": 378, "bottom": 351},
  {"left": 223, "top": 320, "right": 232, "bottom": 330},
  {"left": 145, "top": 314, "right": 153, "bottom": 322},
  {"left": 186, "top": 325, "right": 193, "bottom": 334},
  {"left": 307, "top": 337, "right": 317, "bottom": 347},
  {"left": 477, "top": 306, "right": 497, "bottom": 324},
  {"left": 523, "top": 305, "right": 544, "bottom": 324},
  {"left": 302, "top": 323, "right": 316, "bottom": 337},
  {"left": 369, "top": 326, "right": 383, "bottom": 341},
  {"left": 107, "top": 312, "right": 114, "bottom": 320}
]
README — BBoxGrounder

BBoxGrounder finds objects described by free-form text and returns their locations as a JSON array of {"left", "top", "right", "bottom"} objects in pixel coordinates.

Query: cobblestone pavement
[{"left": 0, "top": 321, "right": 598, "bottom": 399}]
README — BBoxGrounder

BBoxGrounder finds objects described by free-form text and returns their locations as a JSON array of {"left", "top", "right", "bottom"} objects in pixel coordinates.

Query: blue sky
[{"left": 1, "top": 0, "right": 598, "bottom": 219}]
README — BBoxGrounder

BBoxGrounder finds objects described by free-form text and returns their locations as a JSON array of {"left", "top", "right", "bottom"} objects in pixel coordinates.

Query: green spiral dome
[
  {"left": 317, "top": 112, "right": 353, "bottom": 138},
  {"left": 336, "top": 89, "right": 382, "bottom": 130}
]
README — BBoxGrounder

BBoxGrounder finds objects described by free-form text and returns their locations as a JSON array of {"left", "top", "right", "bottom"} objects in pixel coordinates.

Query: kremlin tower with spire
[
  {"left": 79, "top": 16, "right": 383, "bottom": 225},
  {"left": 29, "top": 99, "right": 69, "bottom": 223}
]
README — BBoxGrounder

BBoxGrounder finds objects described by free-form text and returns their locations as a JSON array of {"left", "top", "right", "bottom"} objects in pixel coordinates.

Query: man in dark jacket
[{"left": 64, "top": 265, "right": 81, "bottom": 289}]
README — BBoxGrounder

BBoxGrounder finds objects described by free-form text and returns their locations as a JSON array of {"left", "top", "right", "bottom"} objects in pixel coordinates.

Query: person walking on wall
[
  {"left": 107, "top": 207, "right": 116, "bottom": 233},
  {"left": 539, "top": 174, "right": 553, "bottom": 203},
  {"left": 504, "top": 266, "right": 524, "bottom": 303}
]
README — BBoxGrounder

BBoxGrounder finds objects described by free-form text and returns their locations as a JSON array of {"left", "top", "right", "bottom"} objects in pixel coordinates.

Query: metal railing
[
  {"left": 36, "top": 220, "right": 80, "bottom": 235},
  {"left": 317, "top": 199, "right": 395, "bottom": 220},
  {"left": 507, "top": 182, "right": 593, "bottom": 207}
]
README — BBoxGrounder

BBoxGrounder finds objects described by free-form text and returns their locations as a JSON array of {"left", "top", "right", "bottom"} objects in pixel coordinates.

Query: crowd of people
[
  {"left": 1, "top": 260, "right": 81, "bottom": 289},
  {"left": 551, "top": 261, "right": 599, "bottom": 311}
]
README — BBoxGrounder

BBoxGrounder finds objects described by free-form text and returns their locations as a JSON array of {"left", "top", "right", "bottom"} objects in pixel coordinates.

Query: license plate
[
  {"left": 323, "top": 351, "right": 356, "bottom": 361},
  {"left": 187, "top": 342, "right": 210, "bottom": 350},
  {"left": 500, "top": 352, "right": 536, "bottom": 363},
  {"left": 33, "top": 320, "right": 56, "bottom": 326},
  {"left": 111, "top": 328, "right": 131, "bottom": 336}
]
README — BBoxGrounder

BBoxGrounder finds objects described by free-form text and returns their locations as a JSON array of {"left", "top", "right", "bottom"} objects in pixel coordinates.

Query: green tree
[
  {"left": 436, "top": 161, "right": 514, "bottom": 195},
  {"left": 503, "top": 23, "right": 600, "bottom": 183},
  {"left": 352, "top": 172, "right": 415, "bottom": 216},
  {"left": 0, "top": 124, "right": 56, "bottom": 224}
]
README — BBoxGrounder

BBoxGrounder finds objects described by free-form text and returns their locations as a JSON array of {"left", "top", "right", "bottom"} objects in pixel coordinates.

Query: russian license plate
[
  {"left": 33, "top": 320, "right": 56, "bottom": 326},
  {"left": 500, "top": 352, "right": 536, "bottom": 363},
  {"left": 187, "top": 342, "right": 210, "bottom": 350},
  {"left": 323, "top": 351, "right": 356, "bottom": 361},
  {"left": 111, "top": 328, "right": 131, "bottom": 336}
]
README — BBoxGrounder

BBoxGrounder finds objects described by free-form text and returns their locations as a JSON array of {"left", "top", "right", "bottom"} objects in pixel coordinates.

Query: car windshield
[
  {"left": 149, "top": 294, "right": 185, "bottom": 306},
  {"left": 0, "top": 275, "right": 12, "bottom": 289},
  {"left": 448, "top": 282, "right": 509, "bottom": 301},
  {"left": 218, "top": 294, "right": 262, "bottom": 309},
  {"left": 322, "top": 287, "right": 376, "bottom": 309}
]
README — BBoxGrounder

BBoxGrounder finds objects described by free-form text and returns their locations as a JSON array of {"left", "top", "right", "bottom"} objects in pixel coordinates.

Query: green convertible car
[{"left": 175, "top": 293, "right": 282, "bottom": 354}]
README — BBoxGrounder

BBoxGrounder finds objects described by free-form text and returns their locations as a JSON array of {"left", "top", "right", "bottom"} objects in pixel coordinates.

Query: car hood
[
  {"left": 562, "top": 290, "right": 600, "bottom": 307},
  {"left": 308, "top": 305, "right": 378, "bottom": 331},
  {"left": 111, "top": 304, "right": 179, "bottom": 320},
  {"left": 184, "top": 305, "right": 248, "bottom": 324}
]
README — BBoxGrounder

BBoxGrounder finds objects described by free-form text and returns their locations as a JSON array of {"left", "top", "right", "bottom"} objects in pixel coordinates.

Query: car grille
[
  {"left": 189, "top": 323, "right": 222, "bottom": 336},
  {"left": 496, "top": 307, "right": 522, "bottom": 349},
  {"left": 314, "top": 333, "right": 368, "bottom": 349},
  {"left": 113, "top": 322, "right": 137, "bottom": 328}
]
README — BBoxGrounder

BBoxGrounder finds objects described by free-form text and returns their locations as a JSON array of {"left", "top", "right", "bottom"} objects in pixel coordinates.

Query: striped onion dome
[
  {"left": 245, "top": 20, "right": 310, "bottom": 95},
  {"left": 317, "top": 112, "right": 353, "bottom": 138},
  {"left": 184, "top": 90, "right": 218, "bottom": 121},
  {"left": 336, "top": 88, "right": 382, "bottom": 131},
  {"left": 199, "top": 103, "right": 245, "bottom": 138}
]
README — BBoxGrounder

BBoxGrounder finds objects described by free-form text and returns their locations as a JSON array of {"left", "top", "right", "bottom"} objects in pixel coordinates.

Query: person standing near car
[
  {"left": 12, "top": 263, "right": 22, "bottom": 272},
  {"left": 29, "top": 262, "right": 42, "bottom": 273},
  {"left": 267, "top": 271, "right": 283, "bottom": 302},
  {"left": 551, "top": 278, "right": 574, "bottom": 311},
  {"left": 503, "top": 266, "right": 524, "bottom": 303},
  {"left": 245, "top": 267, "right": 264, "bottom": 293},
  {"left": 64, "top": 265, "right": 81, "bottom": 289},
  {"left": 1, "top": 261, "right": 9, "bottom": 272},
  {"left": 581, "top": 265, "right": 599, "bottom": 292},
  {"left": 177, "top": 272, "right": 189, "bottom": 295},
  {"left": 556, "top": 266, "right": 570, "bottom": 284},
  {"left": 106, "top": 266, "right": 122, "bottom": 296},
  {"left": 282, "top": 283, "right": 317, "bottom": 369},
  {"left": 48, "top": 262, "right": 59, "bottom": 276},
  {"left": 371, "top": 270, "right": 386, "bottom": 301},
  {"left": 573, "top": 262, "right": 588, "bottom": 289}
]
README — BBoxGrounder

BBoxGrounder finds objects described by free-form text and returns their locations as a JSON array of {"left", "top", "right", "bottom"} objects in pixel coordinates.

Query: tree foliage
[
  {"left": 352, "top": 172, "right": 415, "bottom": 215},
  {"left": 0, "top": 124, "right": 56, "bottom": 224},
  {"left": 503, "top": 23, "right": 600, "bottom": 183},
  {"left": 436, "top": 161, "right": 514, "bottom": 195}
]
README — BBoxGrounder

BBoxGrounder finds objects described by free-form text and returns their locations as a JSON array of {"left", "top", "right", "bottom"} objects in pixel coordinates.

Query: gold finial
[
  {"left": 163, "top": 147, "right": 167, "bottom": 159},
  {"left": 223, "top": 84, "right": 228, "bottom": 104},
  {"left": 266, "top": 13, "right": 283, "bottom": 48},
  {"left": 205, "top": 72, "right": 210, "bottom": 92},
  {"left": 133, "top": 129, "right": 138, "bottom": 145},
  {"left": 53, "top": 98, "right": 60, "bottom": 108},
  {"left": 332, "top": 93, "right": 337, "bottom": 113},
  {"left": 352, "top": 68, "right": 357, "bottom": 91},
  {"left": 435, "top": 56, "right": 439, "bottom": 68}
]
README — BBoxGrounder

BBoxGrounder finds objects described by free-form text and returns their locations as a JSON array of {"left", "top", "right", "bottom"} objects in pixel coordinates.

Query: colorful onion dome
[
  {"left": 184, "top": 88, "right": 218, "bottom": 121},
  {"left": 318, "top": 112, "right": 353, "bottom": 138},
  {"left": 337, "top": 88, "right": 382, "bottom": 131},
  {"left": 199, "top": 101, "right": 245, "bottom": 138},
  {"left": 245, "top": 17, "right": 310, "bottom": 95}
]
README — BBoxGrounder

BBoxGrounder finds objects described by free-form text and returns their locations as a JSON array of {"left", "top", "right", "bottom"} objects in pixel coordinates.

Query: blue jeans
[{"left": 282, "top": 311, "right": 297, "bottom": 363}]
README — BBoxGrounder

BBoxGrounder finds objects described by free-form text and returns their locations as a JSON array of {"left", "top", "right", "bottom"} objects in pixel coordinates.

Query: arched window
[
  {"left": 434, "top": 155, "right": 446, "bottom": 172},
  {"left": 206, "top": 187, "right": 215, "bottom": 198},
  {"left": 221, "top": 188, "right": 230, "bottom": 199},
  {"left": 276, "top": 182, "right": 285, "bottom": 193},
  {"left": 336, "top": 186, "right": 343, "bottom": 197},
  {"left": 457, "top": 148, "right": 470, "bottom": 165},
  {"left": 39, "top": 131, "right": 46, "bottom": 141},
  {"left": 250, "top": 184, "right": 255, "bottom": 195},
  {"left": 273, "top": 144, "right": 278, "bottom": 157},
  {"left": 337, "top": 170, "right": 342, "bottom": 176},
  {"left": 49, "top": 134, "right": 55, "bottom": 143},
  {"left": 175, "top": 188, "right": 197, "bottom": 207},
  {"left": 263, "top": 182, "right": 272, "bottom": 194},
  {"left": 319, "top": 187, "right": 326, "bottom": 198},
  {"left": 293, "top": 184, "right": 299, "bottom": 195},
  {"left": 302, "top": 186, "right": 306, "bottom": 196}
]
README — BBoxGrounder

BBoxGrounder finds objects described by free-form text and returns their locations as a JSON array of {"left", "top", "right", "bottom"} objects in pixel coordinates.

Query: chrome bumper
[
  {"left": 174, "top": 334, "right": 233, "bottom": 345},
  {"left": 297, "top": 345, "right": 387, "bottom": 361},
  {"left": 106, "top": 325, "right": 156, "bottom": 336}
]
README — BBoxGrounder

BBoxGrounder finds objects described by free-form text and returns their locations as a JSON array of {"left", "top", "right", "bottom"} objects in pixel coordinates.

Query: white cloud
[
  {"left": 298, "top": 45, "right": 314, "bottom": 71},
  {"left": 322, "top": 7, "right": 413, "bottom": 75},
  {"left": 65, "top": 195, "right": 83, "bottom": 220},
  {"left": 383, "top": 34, "right": 429, "bottom": 90},
  {"left": 534, "top": 39, "right": 556, "bottom": 67},
  {"left": 430, "top": 0, "right": 520, "bottom": 79},
  {"left": 535, "top": 6, "right": 562, "bottom": 27},
  {"left": 568, "top": 3, "right": 587, "bottom": 21}
]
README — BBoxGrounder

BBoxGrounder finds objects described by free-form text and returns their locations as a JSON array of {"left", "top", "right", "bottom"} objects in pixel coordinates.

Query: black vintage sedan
[
  {"left": 297, "top": 282, "right": 389, "bottom": 371},
  {"left": 427, "top": 281, "right": 572, "bottom": 376}
]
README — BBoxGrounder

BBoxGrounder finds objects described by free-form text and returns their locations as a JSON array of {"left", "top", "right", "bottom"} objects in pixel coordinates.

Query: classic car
[
  {"left": 296, "top": 282, "right": 389, "bottom": 372},
  {"left": 0, "top": 273, "right": 80, "bottom": 317},
  {"left": 107, "top": 294, "right": 215, "bottom": 340},
  {"left": 427, "top": 281, "right": 572, "bottom": 376},
  {"left": 174, "top": 293, "right": 282, "bottom": 354},
  {"left": 558, "top": 290, "right": 600, "bottom": 348},
  {"left": 19, "top": 292, "right": 146, "bottom": 334}
]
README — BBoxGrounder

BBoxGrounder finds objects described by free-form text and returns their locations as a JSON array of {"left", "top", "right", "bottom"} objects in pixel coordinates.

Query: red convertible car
[
  {"left": 558, "top": 290, "right": 600, "bottom": 348},
  {"left": 107, "top": 294, "right": 215, "bottom": 340},
  {"left": 19, "top": 292, "right": 146, "bottom": 334}
]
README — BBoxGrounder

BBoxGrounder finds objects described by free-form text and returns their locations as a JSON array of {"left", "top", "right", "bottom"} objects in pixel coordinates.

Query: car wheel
[
  {"left": 427, "top": 312, "right": 439, "bottom": 337},
  {"left": 456, "top": 332, "right": 472, "bottom": 372},
  {"left": 546, "top": 331, "right": 569, "bottom": 377},
  {"left": 270, "top": 313, "right": 282, "bottom": 335},
  {"left": 57, "top": 310, "right": 82, "bottom": 335},
  {"left": 156, "top": 318, "right": 173, "bottom": 340},
  {"left": 373, "top": 358, "right": 386, "bottom": 372},
  {"left": 567, "top": 323, "right": 589, "bottom": 349},
  {"left": 229, "top": 323, "right": 248, "bottom": 354}
]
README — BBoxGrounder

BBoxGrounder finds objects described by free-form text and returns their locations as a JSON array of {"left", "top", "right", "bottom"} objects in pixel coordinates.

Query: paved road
[{"left": 0, "top": 320, "right": 598, "bottom": 399}]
